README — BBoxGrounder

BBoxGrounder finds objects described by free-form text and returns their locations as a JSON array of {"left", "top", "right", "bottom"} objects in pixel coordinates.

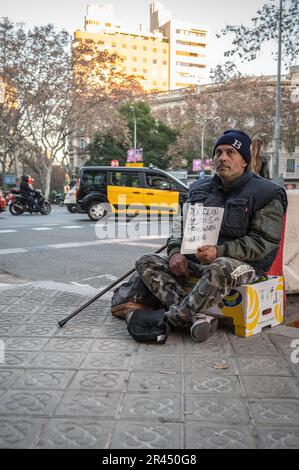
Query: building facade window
[
  {"left": 79, "top": 138, "right": 86, "bottom": 151},
  {"left": 286, "top": 159, "right": 295, "bottom": 173},
  {"left": 153, "top": 59, "right": 157, "bottom": 64}
]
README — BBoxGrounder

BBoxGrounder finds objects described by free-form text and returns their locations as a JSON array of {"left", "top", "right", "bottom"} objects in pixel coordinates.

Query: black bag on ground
[
  {"left": 126, "top": 308, "right": 170, "bottom": 344},
  {"left": 111, "top": 272, "right": 162, "bottom": 319}
]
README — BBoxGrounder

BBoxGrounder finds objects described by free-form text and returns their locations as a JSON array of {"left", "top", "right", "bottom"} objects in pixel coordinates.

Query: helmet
[{"left": 21, "top": 175, "right": 30, "bottom": 183}]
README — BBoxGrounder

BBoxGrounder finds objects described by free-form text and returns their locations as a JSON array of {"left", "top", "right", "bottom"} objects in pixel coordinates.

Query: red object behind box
[{"left": 266, "top": 213, "right": 286, "bottom": 276}]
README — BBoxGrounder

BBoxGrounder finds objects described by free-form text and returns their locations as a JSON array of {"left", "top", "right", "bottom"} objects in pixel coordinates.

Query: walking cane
[{"left": 58, "top": 243, "right": 167, "bottom": 327}]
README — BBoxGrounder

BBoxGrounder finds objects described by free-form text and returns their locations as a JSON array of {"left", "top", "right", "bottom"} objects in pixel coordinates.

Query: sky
[{"left": 0, "top": 0, "right": 289, "bottom": 81}]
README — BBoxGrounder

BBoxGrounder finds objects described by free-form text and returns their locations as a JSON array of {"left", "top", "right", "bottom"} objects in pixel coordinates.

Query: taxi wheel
[
  {"left": 88, "top": 201, "right": 109, "bottom": 221},
  {"left": 66, "top": 205, "right": 77, "bottom": 213}
]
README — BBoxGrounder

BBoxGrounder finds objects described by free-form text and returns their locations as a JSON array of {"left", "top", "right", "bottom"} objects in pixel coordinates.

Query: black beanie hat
[{"left": 213, "top": 129, "right": 252, "bottom": 164}]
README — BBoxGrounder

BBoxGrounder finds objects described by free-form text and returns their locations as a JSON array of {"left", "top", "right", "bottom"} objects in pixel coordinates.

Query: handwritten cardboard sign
[{"left": 181, "top": 204, "right": 224, "bottom": 254}]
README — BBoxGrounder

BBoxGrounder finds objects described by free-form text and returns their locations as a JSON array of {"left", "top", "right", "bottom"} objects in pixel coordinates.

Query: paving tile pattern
[{"left": 0, "top": 285, "right": 299, "bottom": 449}]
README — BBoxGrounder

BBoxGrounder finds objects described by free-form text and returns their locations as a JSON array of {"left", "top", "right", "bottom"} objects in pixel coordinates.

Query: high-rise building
[
  {"left": 75, "top": 3, "right": 170, "bottom": 91},
  {"left": 150, "top": 2, "right": 209, "bottom": 89},
  {"left": 74, "top": 2, "right": 209, "bottom": 91}
]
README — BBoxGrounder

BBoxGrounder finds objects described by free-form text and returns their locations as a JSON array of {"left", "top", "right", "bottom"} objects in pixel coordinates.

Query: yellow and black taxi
[{"left": 76, "top": 166, "right": 188, "bottom": 221}]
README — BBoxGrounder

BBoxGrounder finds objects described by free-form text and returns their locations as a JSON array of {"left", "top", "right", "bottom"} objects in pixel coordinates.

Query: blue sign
[{"left": 3, "top": 175, "right": 16, "bottom": 185}]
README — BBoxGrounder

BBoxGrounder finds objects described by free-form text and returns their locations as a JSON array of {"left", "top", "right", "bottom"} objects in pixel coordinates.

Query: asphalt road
[{"left": 0, "top": 205, "right": 170, "bottom": 289}]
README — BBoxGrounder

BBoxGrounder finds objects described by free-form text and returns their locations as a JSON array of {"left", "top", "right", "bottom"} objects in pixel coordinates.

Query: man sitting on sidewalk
[{"left": 135, "top": 129, "right": 287, "bottom": 342}]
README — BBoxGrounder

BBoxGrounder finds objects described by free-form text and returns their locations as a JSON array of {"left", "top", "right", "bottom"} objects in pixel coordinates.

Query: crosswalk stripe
[
  {"left": 0, "top": 230, "right": 17, "bottom": 233},
  {"left": 0, "top": 248, "right": 28, "bottom": 255},
  {"left": 61, "top": 226, "right": 83, "bottom": 229},
  {"left": 31, "top": 227, "right": 52, "bottom": 231}
]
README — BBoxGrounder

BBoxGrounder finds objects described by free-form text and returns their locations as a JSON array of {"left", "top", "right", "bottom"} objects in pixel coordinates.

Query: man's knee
[
  {"left": 203, "top": 257, "right": 234, "bottom": 287},
  {"left": 135, "top": 254, "right": 158, "bottom": 274},
  {"left": 206, "top": 257, "right": 255, "bottom": 286},
  {"left": 135, "top": 253, "right": 169, "bottom": 276},
  {"left": 135, "top": 254, "right": 149, "bottom": 273}
]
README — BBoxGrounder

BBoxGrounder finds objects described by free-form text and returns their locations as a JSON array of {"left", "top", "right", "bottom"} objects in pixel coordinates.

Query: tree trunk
[
  {"left": 44, "top": 161, "right": 53, "bottom": 199},
  {"left": 2, "top": 155, "right": 7, "bottom": 179},
  {"left": 14, "top": 153, "right": 21, "bottom": 179}
]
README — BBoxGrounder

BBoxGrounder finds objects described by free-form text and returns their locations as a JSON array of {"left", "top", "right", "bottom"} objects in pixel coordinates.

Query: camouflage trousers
[{"left": 135, "top": 254, "right": 258, "bottom": 327}]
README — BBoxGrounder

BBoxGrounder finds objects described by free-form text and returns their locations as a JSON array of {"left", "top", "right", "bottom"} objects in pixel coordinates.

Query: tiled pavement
[{"left": 0, "top": 282, "right": 299, "bottom": 449}]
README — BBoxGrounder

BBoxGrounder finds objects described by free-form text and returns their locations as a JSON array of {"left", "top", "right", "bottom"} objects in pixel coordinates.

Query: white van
[{"left": 64, "top": 187, "right": 77, "bottom": 213}]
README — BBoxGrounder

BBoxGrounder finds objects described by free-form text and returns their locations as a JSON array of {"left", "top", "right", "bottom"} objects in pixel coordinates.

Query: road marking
[
  {"left": 0, "top": 225, "right": 26, "bottom": 228},
  {"left": 31, "top": 227, "right": 53, "bottom": 231},
  {"left": 39, "top": 223, "right": 61, "bottom": 226},
  {"left": 0, "top": 230, "right": 17, "bottom": 233},
  {"left": 121, "top": 242, "right": 163, "bottom": 248},
  {"left": 48, "top": 241, "right": 102, "bottom": 249},
  {"left": 70, "top": 281, "right": 90, "bottom": 287},
  {"left": 0, "top": 248, "right": 28, "bottom": 255},
  {"left": 0, "top": 235, "right": 167, "bottom": 256},
  {"left": 48, "top": 236, "right": 166, "bottom": 250},
  {"left": 61, "top": 225, "right": 83, "bottom": 229},
  {"left": 81, "top": 274, "right": 118, "bottom": 282}
]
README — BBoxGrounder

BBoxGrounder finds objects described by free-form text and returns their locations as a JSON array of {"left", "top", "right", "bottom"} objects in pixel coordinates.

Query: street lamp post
[
  {"left": 272, "top": 0, "right": 283, "bottom": 185},
  {"left": 130, "top": 106, "right": 137, "bottom": 151},
  {"left": 201, "top": 117, "right": 220, "bottom": 172}
]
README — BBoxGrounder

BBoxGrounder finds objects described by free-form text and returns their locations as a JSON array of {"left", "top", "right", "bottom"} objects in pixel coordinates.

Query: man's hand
[
  {"left": 169, "top": 253, "right": 189, "bottom": 277},
  {"left": 196, "top": 245, "right": 218, "bottom": 264}
]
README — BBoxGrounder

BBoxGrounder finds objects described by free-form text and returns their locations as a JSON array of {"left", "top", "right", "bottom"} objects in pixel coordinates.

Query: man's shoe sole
[{"left": 190, "top": 318, "right": 218, "bottom": 342}]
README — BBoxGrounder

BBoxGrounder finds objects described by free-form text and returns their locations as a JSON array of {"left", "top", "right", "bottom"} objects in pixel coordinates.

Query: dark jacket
[
  {"left": 20, "top": 181, "right": 35, "bottom": 198},
  {"left": 259, "top": 156, "right": 270, "bottom": 179},
  {"left": 167, "top": 170, "right": 287, "bottom": 275}
]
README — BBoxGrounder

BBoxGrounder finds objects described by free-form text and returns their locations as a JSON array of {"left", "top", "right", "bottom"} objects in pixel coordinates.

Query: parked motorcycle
[
  {"left": 50, "top": 192, "right": 64, "bottom": 206},
  {"left": 9, "top": 189, "right": 52, "bottom": 215}
]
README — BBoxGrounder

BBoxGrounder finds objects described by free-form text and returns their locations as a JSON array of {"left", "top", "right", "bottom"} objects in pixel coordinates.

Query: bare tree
[
  {"left": 0, "top": 18, "right": 144, "bottom": 195},
  {"left": 209, "top": 61, "right": 242, "bottom": 84},
  {"left": 163, "top": 75, "right": 298, "bottom": 169},
  {"left": 0, "top": 19, "right": 28, "bottom": 177},
  {"left": 218, "top": 0, "right": 298, "bottom": 66}
]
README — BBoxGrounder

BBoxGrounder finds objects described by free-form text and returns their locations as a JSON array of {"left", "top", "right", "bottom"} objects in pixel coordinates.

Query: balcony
[
  {"left": 174, "top": 32, "right": 208, "bottom": 45},
  {"left": 175, "top": 55, "right": 208, "bottom": 67},
  {"left": 175, "top": 62, "right": 207, "bottom": 74},
  {"left": 175, "top": 44, "right": 207, "bottom": 55}
]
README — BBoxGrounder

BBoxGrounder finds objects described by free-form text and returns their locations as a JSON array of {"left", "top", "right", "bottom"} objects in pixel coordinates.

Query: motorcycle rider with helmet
[{"left": 20, "top": 175, "right": 41, "bottom": 212}]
